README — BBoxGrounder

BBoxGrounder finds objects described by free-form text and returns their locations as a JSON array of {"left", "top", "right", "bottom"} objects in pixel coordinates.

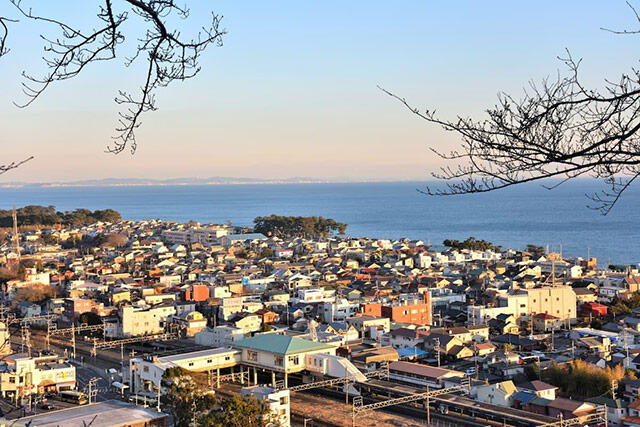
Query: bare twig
[
  {"left": 0, "top": 157, "right": 34, "bottom": 176},
  {"left": 6, "top": 0, "right": 225, "bottom": 155},
  {"left": 382, "top": 4, "right": 640, "bottom": 215}
]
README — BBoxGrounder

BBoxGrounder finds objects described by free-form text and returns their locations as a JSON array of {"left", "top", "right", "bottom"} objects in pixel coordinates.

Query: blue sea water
[{"left": 0, "top": 180, "right": 638, "bottom": 265}]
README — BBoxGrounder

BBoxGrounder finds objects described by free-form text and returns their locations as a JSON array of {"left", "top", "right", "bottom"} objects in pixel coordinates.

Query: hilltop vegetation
[
  {"left": 254, "top": 215, "right": 347, "bottom": 238},
  {"left": 0, "top": 206, "right": 121, "bottom": 227},
  {"left": 443, "top": 237, "right": 501, "bottom": 252}
]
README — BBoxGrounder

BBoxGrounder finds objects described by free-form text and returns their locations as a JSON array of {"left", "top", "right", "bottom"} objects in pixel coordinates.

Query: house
[
  {"left": 474, "top": 380, "right": 517, "bottom": 407},
  {"left": 194, "top": 326, "right": 247, "bottom": 347},
  {"left": 624, "top": 398, "right": 640, "bottom": 427},
  {"left": 532, "top": 313, "right": 562, "bottom": 332},
  {"left": 320, "top": 322, "right": 360, "bottom": 343},
  {"left": 467, "top": 324, "right": 490, "bottom": 342},
  {"left": 475, "top": 342, "right": 496, "bottom": 356},
  {"left": 389, "top": 328, "right": 424, "bottom": 349},
  {"left": 423, "top": 333, "right": 464, "bottom": 357},
  {"left": 517, "top": 380, "right": 558, "bottom": 400},
  {"left": 174, "top": 311, "right": 207, "bottom": 337},
  {"left": 546, "top": 397, "right": 597, "bottom": 420},
  {"left": 587, "top": 397, "right": 628, "bottom": 427},
  {"left": 231, "top": 313, "right": 262, "bottom": 333},
  {"left": 18, "top": 301, "right": 41, "bottom": 318},
  {"left": 579, "top": 302, "right": 607, "bottom": 317},
  {"left": 241, "top": 385, "right": 290, "bottom": 427},
  {"left": 255, "top": 308, "right": 279, "bottom": 324}
]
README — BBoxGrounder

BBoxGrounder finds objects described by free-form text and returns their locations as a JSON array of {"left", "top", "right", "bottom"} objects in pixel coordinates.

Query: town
[{"left": 0, "top": 208, "right": 637, "bottom": 427}]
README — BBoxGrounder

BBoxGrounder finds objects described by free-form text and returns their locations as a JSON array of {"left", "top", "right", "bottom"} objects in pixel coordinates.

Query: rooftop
[
  {"left": 233, "top": 334, "right": 335, "bottom": 355},
  {"left": 11, "top": 400, "right": 167, "bottom": 427}
]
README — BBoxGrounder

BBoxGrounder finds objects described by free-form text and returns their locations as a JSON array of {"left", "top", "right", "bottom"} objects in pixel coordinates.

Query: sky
[{"left": 1, "top": 1, "right": 639, "bottom": 182}]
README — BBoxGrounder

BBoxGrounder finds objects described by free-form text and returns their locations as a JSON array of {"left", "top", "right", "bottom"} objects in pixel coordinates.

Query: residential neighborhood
[{"left": 0, "top": 216, "right": 637, "bottom": 426}]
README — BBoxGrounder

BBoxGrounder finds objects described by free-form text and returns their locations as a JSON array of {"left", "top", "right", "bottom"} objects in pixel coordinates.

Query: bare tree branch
[
  {"left": 0, "top": 16, "right": 17, "bottom": 58},
  {"left": 2, "top": 0, "right": 225, "bottom": 156},
  {"left": 382, "top": 5, "right": 640, "bottom": 215},
  {"left": 0, "top": 157, "right": 33, "bottom": 175}
]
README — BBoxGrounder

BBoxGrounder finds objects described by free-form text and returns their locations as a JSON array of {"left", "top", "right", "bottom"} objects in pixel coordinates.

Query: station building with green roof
[{"left": 232, "top": 334, "right": 337, "bottom": 382}]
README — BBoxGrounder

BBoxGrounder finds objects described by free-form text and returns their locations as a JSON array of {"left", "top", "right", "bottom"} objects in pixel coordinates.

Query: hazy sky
[{"left": 1, "top": 1, "right": 639, "bottom": 182}]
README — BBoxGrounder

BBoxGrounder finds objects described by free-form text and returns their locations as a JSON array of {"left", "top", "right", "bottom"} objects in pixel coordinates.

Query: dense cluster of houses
[{"left": 3, "top": 219, "right": 640, "bottom": 425}]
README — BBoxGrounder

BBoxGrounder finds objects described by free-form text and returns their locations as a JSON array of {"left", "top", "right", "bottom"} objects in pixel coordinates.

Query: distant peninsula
[{"left": 0, "top": 176, "right": 407, "bottom": 189}]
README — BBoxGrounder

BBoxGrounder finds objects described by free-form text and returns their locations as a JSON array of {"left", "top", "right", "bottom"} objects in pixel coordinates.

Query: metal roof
[
  {"left": 12, "top": 400, "right": 166, "bottom": 427},
  {"left": 233, "top": 334, "right": 334, "bottom": 355}
]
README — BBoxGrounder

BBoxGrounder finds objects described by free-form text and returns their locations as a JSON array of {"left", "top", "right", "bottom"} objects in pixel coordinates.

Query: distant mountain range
[{"left": 0, "top": 176, "right": 402, "bottom": 188}]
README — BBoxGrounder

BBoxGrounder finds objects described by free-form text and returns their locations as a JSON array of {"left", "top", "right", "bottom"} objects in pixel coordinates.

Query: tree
[
  {"left": 0, "top": 0, "right": 226, "bottom": 171},
  {"left": 443, "top": 237, "right": 501, "bottom": 252},
  {"left": 208, "top": 394, "right": 272, "bottom": 427},
  {"left": 254, "top": 215, "right": 347, "bottom": 238},
  {"left": 13, "top": 283, "right": 55, "bottom": 305},
  {"left": 259, "top": 322, "right": 272, "bottom": 332},
  {"left": 525, "top": 244, "right": 545, "bottom": 258},
  {"left": 542, "top": 360, "right": 627, "bottom": 398},
  {"left": 0, "top": 206, "right": 122, "bottom": 227},
  {"left": 382, "top": 3, "right": 640, "bottom": 214},
  {"left": 162, "top": 367, "right": 217, "bottom": 427},
  {"left": 102, "top": 233, "right": 129, "bottom": 248},
  {"left": 78, "top": 312, "right": 102, "bottom": 326},
  {"left": 161, "top": 367, "right": 271, "bottom": 427}
]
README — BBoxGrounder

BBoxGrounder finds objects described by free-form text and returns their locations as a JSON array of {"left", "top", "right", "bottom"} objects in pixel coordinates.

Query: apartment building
[
  {"left": 364, "top": 292, "right": 432, "bottom": 325},
  {"left": 0, "top": 354, "right": 75, "bottom": 400},
  {"left": 468, "top": 286, "right": 577, "bottom": 324},
  {"left": 108, "top": 304, "right": 176, "bottom": 338}
]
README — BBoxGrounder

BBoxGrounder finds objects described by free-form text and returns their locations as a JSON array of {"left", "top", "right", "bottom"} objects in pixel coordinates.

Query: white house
[
  {"left": 241, "top": 385, "right": 290, "bottom": 427},
  {"left": 474, "top": 381, "right": 517, "bottom": 407}
]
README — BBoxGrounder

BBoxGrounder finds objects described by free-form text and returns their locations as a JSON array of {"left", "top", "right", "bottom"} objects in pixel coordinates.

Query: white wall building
[{"left": 241, "top": 386, "right": 290, "bottom": 427}]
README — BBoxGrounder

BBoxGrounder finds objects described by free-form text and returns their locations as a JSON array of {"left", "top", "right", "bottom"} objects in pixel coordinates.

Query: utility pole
[
  {"left": 345, "top": 364, "right": 349, "bottom": 404},
  {"left": 45, "top": 320, "right": 50, "bottom": 351},
  {"left": 71, "top": 323, "right": 76, "bottom": 360},
  {"left": 12, "top": 206, "right": 20, "bottom": 267},
  {"left": 157, "top": 385, "right": 161, "bottom": 412},
  {"left": 426, "top": 384, "right": 431, "bottom": 426},
  {"left": 474, "top": 342, "right": 479, "bottom": 380},
  {"left": 87, "top": 377, "right": 99, "bottom": 404}
]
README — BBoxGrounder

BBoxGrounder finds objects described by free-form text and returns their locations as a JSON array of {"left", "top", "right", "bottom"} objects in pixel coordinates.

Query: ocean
[{"left": 0, "top": 180, "right": 638, "bottom": 265}]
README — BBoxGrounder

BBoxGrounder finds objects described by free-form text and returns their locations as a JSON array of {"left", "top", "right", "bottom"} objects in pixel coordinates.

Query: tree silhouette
[
  {"left": 0, "top": 0, "right": 225, "bottom": 172},
  {"left": 382, "top": 2, "right": 640, "bottom": 214}
]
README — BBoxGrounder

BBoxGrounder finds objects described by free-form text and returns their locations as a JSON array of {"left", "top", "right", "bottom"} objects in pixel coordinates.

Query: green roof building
[{"left": 233, "top": 334, "right": 336, "bottom": 375}]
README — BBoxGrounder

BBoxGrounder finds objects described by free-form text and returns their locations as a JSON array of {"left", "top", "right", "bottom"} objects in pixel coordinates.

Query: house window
[
  {"left": 207, "top": 359, "right": 212, "bottom": 364},
  {"left": 248, "top": 351, "right": 258, "bottom": 362},
  {"left": 189, "top": 362, "right": 194, "bottom": 367},
  {"left": 274, "top": 356, "right": 284, "bottom": 367},
  {"left": 288, "top": 356, "right": 299, "bottom": 365},
  {"left": 280, "top": 396, "right": 288, "bottom": 404}
]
